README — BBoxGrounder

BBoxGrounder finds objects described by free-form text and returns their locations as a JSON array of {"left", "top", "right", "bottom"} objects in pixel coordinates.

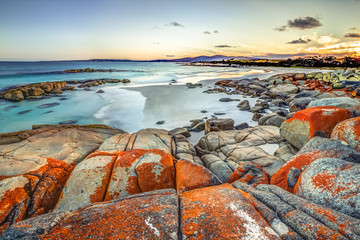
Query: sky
[{"left": 0, "top": 0, "right": 360, "bottom": 61}]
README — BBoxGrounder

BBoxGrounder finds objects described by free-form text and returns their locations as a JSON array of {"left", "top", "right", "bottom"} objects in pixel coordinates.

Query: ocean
[{"left": 0, "top": 61, "right": 319, "bottom": 133}]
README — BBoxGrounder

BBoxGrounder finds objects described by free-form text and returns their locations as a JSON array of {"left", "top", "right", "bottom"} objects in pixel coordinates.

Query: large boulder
[
  {"left": 180, "top": 184, "right": 280, "bottom": 239},
  {"left": 331, "top": 116, "right": 360, "bottom": 151},
  {"left": 307, "top": 97, "right": 360, "bottom": 109},
  {"left": 271, "top": 137, "right": 360, "bottom": 192},
  {"left": 54, "top": 149, "right": 175, "bottom": 213},
  {"left": 295, "top": 158, "right": 360, "bottom": 219},
  {"left": 280, "top": 106, "right": 352, "bottom": 149}
]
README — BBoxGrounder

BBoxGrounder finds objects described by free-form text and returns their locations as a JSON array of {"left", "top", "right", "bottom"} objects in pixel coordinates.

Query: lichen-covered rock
[
  {"left": 234, "top": 182, "right": 360, "bottom": 239},
  {"left": 228, "top": 162, "right": 270, "bottom": 187},
  {"left": 331, "top": 116, "right": 360, "bottom": 151},
  {"left": 307, "top": 97, "right": 360, "bottom": 109},
  {"left": 55, "top": 149, "right": 175, "bottom": 213},
  {"left": 280, "top": 106, "right": 352, "bottom": 149},
  {"left": 271, "top": 137, "right": 360, "bottom": 192},
  {"left": 54, "top": 154, "right": 115, "bottom": 213},
  {"left": 0, "top": 176, "right": 30, "bottom": 234},
  {"left": 175, "top": 160, "right": 221, "bottom": 193},
  {"left": 0, "top": 157, "right": 73, "bottom": 233},
  {"left": 106, "top": 149, "right": 175, "bottom": 200},
  {"left": 295, "top": 158, "right": 360, "bottom": 219},
  {"left": 180, "top": 184, "right": 280, "bottom": 239},
  {"left": 45, "top": 190, "right": 179, "bottom": 239}
]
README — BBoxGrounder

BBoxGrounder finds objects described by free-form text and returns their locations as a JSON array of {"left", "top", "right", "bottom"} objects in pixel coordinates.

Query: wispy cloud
[
  {"left": 152, "top": 42, "right": 160, "bottom": 44},
  {"left": 275, "top": 16, "right": 322, "bottom": 31},
  {"left": 167, "top": 22, "right": 185, "bottom": 28},
  {"left": 274, "top": 25, "right": 287, "bottom": 32},
  {"left": 345, "top": 33, "right": 360, "bottom": 38},
  {"left": 203, "top": 30, "right": 219, "bottom": 35},
  {"left": 349, "top": 27, "right": 359, "bottom": 31},
  {"left": 215, "top": 45, "right": 236, "bottom": 48},
  {"left": 166, "top": 55, "right": 175, "bottom": 57},
  {"left": 287, "top": 38, "right": 311, "bottom": 44}
]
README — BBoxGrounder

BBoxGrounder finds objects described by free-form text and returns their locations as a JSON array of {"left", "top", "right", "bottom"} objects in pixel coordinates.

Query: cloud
[
  {"left": 167, "top": 22, "right": 184, "bottom": 27},
  {"left": 203, "top": 30, "right": 219, "bottom": 35},
  {"left": 288, "top": 16, "right": 322, "bottom": 30},
  {"left": 287, "top": 38, "right": 311, "bottom": 44},
  {"left": 349, "top": 27, "right": 359, "bottom": 30},
  {"left": 345, "top": 33, "right": 360, "bottom": 38},
  {"left": 316, "top": 35, "right": 339, "bottom": 45},
  {"left": 153, "top": 42, "right": 160, "bottom": 44},
  {"left": 215, "top": 45, "right": 236, "bottom": 48},
  {"left": 304, "top": 41, "right": 360, "bottom": 54},
  {"left": 166, "top": 55, "right": 175, "bottom": 58},
  {"left": 275, "top": 16, "right": 322, "bottom": 31},
  {"left": 274, "top": 25, "right": 287, "bottom": 32}
]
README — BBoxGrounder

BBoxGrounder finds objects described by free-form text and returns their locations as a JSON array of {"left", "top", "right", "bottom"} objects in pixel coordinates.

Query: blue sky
[{"left": 0, "top": 0, "right": 359, "bottom": 60}]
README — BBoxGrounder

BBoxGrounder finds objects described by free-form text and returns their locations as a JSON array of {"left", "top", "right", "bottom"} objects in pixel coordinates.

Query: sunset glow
[{"left": 1, "top": 0, "right": 359, "bottom": 61}]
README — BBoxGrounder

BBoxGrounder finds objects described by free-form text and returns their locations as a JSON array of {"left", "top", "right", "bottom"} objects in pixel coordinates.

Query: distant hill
[{"left": 89, "top": 55, "right": 252, "bottom": 63}]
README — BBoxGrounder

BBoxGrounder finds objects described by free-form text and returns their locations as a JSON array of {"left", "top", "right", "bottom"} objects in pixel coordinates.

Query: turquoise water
[{"left": 0, "top": 62, "right": 321, "bottom": 133}]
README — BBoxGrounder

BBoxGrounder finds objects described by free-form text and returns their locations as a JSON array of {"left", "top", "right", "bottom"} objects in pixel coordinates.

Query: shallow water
[{"left": 0, "top": 62, "right": 329, "bottom": 133}]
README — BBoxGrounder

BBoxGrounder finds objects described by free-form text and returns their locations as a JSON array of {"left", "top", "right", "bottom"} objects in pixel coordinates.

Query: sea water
[{"left": 0, "top": 62, "right": 323, "bottom": 133}]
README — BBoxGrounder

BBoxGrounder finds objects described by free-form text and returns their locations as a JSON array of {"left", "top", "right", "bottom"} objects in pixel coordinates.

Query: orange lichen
[
  {"left": 175, "top": 160, "right": 214, "bottom": 193},
  {"left": 331, "top": 117, "right": 360, "bottom": 151},
  {"left": 228, "top": 163, "right": 269, "bottom": 187},
  {"left": 271, "top": 151, "right": 328, "bottom": 192}
]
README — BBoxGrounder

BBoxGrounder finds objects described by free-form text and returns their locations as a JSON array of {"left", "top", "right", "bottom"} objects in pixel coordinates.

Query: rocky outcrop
[
  {"left": 280, "top": 106, "right": 352, "bottom": 149},
  {"left": 234, "top": 182, "right": 360, "bottom": 240},
  {"left": 331, "top": 116, "right": 360, "bottom": 151},
  {"left": 0, "top": 78, "right": 130, "bottom": 101},
  {"left": 196, "top": 126, "right": 285, "bottom": 181}
]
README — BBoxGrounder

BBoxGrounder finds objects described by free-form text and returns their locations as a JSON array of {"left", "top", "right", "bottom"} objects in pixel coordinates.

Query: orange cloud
[{"left": 304, "top": 41, "right": 360, "bottom": 55}]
